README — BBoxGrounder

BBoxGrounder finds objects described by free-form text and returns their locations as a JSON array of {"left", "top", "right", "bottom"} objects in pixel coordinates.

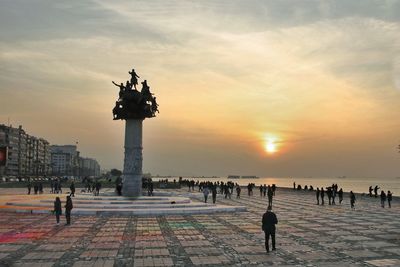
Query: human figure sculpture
[
  {"left": 112, "top": 68, "right": 159, "bottom": 120},
  {"left": 151, "top": 97, "right": 159, "bottom": 114},
  {"left": 141, "top": 80, "right": 152, "bottom": 100},
  {"left": 112, "top": 81, "right": 125, "bottom": 100},
  {"left": 113, "top": 101, "right": 122, "bottom": 120},
  {"left": 125, "top": 80, "right": 132, "bottom": 91},
  {"left": 129, "top": 68, "right": 140, "bottom": 89}
]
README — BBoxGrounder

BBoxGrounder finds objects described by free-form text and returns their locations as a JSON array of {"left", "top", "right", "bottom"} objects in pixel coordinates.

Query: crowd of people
[{"left": 292, "top": 181, "right": 394, "bottom": 210}]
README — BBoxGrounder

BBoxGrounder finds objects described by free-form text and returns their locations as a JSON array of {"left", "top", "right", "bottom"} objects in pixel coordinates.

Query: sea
[{"left": 153, "top": 176, "right": 400, "bottom": 194}]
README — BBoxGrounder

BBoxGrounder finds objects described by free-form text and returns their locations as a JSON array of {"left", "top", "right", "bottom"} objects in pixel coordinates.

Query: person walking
[
  {"left": 262, "top": 206, "right": 278, "bottom": 253},
  {"left": 70, "top": 181, "right": 75, "bottom": 197},
  {"left": 95, "top": 181, "right": 101, "bottom": 196},
  {"left": 50, "top": 179, "right": 54, "bottom": 194},
  {"left": 27, "top": 181, "right": 32, "bottom": 195},
  {"left": 54, "top": 197, "right": 62, "bottom": 225},
  {"left": 374, "top": 185, "right": 379, "bottom": 198},
  {"left": 236, "top": 185, "right": 241, "bottom": 198},
  {"left": 316, "top": 188, "right": 320, "bottom": 205},
  {"left": 387, "top": 191, "right": 392, "bottom": 208},
  {"left": 267, "top": 186, "right": 273, "bottom": 207},
  {"left": 39, "top": 182, "right": 43, "bottom": 194},
  {"left": 65, "top": 196, "right": 73, "bottom": 225},
  {"left": 321, "top": 188, "right": 325, "bottom": 205},
  {"left": 350, "top": 191, "right": 356, "bottom": 210},
  {"left": 203, "top": 186, "right": 209, "bottom": 203},
  {"left": 327, "top": 187, "right": 332, "bottom": 205},
  {"left": 338, "top": 188, "right": 343, "bottom": 204},
  {"left": 212, "top": 186, "right": 217, "bottom": 204},
  {"left": 380, "top": 190, "right": 387, "bottom": 208}
]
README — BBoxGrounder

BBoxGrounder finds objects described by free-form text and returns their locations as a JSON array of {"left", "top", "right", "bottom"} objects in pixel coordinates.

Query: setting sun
[
  {"left": 265, "top": 137, "right": 278, "bottom": 154},
  {"left": 266, "top": 142, "right": 276, "bottom": 153}
]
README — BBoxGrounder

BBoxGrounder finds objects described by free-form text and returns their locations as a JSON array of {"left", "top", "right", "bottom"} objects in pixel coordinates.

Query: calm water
[{"left": 154, "top": 176, "right": 400, "bottom": 194}]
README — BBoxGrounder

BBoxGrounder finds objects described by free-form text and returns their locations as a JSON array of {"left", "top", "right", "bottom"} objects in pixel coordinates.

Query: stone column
[{"left": 122, "top": 119, "right": 143, "bottom": 198}]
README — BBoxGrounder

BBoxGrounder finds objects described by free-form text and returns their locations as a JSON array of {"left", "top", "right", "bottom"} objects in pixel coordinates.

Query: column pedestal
[{"left": 122, "top": 119, "right": 143, "bottom": 198}]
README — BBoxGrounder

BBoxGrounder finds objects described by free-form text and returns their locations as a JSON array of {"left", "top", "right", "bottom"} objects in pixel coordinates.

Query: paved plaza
[{"left": 0, "top": 187, "right": 399, "bottom": 266}]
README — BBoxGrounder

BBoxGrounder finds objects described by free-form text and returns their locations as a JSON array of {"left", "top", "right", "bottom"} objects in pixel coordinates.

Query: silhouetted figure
[
  {"left": 321, "top": 188, "right": 325, "bottom": 205},
  {"left": 262, "top": 206, "right": 278, "bottom": 253},
  {"left": 27, "top": 181, "right": 32, "bottom": 195},
  {"left": 70, "top": 181, "right": 75, "bottom": 197},
  {"left": 50, "top": 179, "right": 54, "bottom": 193},
  {"left": 149, "top": 181, "right": 154, "bottom": 196},
  {"left": 327, "top": 187, "right": 332, "bottom": 205},
  {"left": 380, "top": 190, "right": 386, "bottom": 208},
  {"left": 39, "top": 183, "right": 43, "bottom": 194},
  {"left": 338, "top": 188, "right": 343, "bottom": 204},
  {"left": 58, "top": 181, "right": 62, "bottom": 194},
  {"left": 374, "top": 186, "right": 379, "bottom": 198},
  {"left": 247, "top": 183, "right": 253, "bottom": 196},
  {"left": 387, "top": 191, "right": 392, "bottom": 208},
  {"left": 127, "top": 80, "right": 134, "bottom": 90},
  {"left": 128, "top": 68, "right": 140, "bottom": 89},
  {"left": 267, "top": 185, "right": 273, "bottom": 207},
  {"left": 34, "top": 184, "right": 39, "bottom": 194},
  {"left": 115, "top": 176, "right": 123, "bottom": 196},
  {"left": 316, "top": 187, "right": 320, "bottom": 205},
  {"left": 260, "top": 185, "right": 263, "bottom": 197},
  {"left": 54, "top": 197, "right": 62, "bottom": 225},
  {"left": 369, "top": 186, "right": 373, "bottom": 197},
  {"left": 95, "top": 181, "right": 101, "bottom": 196},
  {"left": 140, "top": 80, "right": 152, "bottom": 99},
  {"left": 236, "top": 185, "right": 241, "bottom": 198},
  {"left": 263, "top": 184, "right": 267, "bottom": 197},
  {"left": 212, "top": 186, "right": 217, "bottom": 204},
  {"left": 203, "top": 187, "right": 209, "bottom": 203},
  {"left": 272, "top": 184, "right": 276, "bottom": 196},
  {"left": 293, "top": 182, "right": 296, "bottom": 190},
  {"left": 151, "top": 97, "right": 159, "bottom": 114},
  {"left": 54, "top": 180, "right": 59, "bottom": 194},
  {"left": 350, "top": 191, "right": 356, "bottom": 210},
  {"left": 65, "top": 196, "right": 73, "bottom": 225},
  {"left": 112, "top": 81, "right": 126, "bottom": 99}
]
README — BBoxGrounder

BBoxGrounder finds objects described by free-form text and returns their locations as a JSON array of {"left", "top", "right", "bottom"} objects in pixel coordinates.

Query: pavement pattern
[{"left": 0, "top": 187, "right": 399, "bottom": 266}]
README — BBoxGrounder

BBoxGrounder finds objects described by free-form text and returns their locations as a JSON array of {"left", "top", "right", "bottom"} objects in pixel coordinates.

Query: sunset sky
[{"left": 1, "top": 0, "right": 400, "bottom": 177}]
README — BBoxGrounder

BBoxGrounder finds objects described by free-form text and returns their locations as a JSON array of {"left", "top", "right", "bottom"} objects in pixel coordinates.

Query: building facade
[
  {"left": 0, "top": 124, "right": 51, "bottom": 177},
  {"left": 79, "top": 157, "right": 101, "bottom": 178},
  {"left": 50, "top": 145, "right": 79, "bottom": 177}
]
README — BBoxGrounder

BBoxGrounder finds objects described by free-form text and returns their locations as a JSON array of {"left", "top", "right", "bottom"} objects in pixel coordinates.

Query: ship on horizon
[{"left": 227, "top": 175, "right": 259, "bottom": 179}]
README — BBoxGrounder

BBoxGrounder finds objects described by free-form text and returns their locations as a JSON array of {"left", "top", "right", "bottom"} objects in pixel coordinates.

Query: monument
[{"left": 112, "top": 68, "right": 159, "bottom": 197}]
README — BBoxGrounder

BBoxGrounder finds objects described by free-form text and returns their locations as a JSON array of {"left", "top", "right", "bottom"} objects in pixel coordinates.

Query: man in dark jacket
[
  {"left": 65, "top": 196, "right": 73, "bottom": 225},
  {"left": 262, "top": 206, "right": 278, "bottom": 252}
]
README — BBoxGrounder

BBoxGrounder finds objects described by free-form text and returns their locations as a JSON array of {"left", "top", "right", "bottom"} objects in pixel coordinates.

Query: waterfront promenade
[{"left": 0, "top": 187, "right": 399, "bottom": 266}]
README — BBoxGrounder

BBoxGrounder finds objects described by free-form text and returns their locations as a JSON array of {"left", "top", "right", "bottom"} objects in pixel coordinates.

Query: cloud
[{"left": 1, "top": 0, "right": 400, "bottom": 176}]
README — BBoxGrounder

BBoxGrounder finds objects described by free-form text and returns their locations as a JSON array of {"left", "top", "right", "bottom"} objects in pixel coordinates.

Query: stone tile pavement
[{"left": 0, "top": 187, "right": 399, "bottom": 266}]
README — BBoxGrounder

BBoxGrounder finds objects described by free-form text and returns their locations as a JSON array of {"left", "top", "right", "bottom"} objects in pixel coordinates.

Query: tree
[{"left": 110, "top": 169, "right": 122, "bottom": 177}]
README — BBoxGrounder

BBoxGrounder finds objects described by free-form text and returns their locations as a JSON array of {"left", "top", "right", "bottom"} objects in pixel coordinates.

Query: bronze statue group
[{"left": 112, "top": 68, "right": 159, "bottom": 120}]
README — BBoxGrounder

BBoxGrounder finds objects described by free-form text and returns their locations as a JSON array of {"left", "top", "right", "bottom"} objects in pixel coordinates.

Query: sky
[{"left": 1, "top": 0, "right": 400, "bottom": 178}]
